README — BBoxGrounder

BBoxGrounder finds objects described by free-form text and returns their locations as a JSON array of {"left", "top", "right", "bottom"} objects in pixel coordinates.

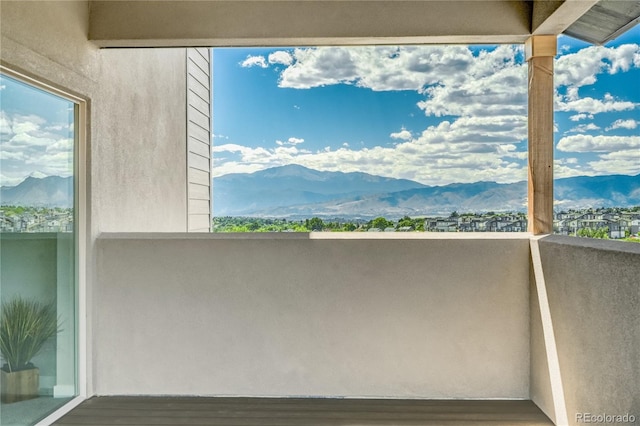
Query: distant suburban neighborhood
[
  {"left": 2, "top": 205, "right": 639, "bottom": 242},
  {"left": 0, "top": 206, "right": 73, "bottom": 233},
  {"left": 553, "top": 207, "right": 640, "bottom": 239},
  {"left": 425, "top": 207, "right": 640, "bottom": 239},
  {"left": 212, "top": 206, "right": 640, "bottom": 242}
]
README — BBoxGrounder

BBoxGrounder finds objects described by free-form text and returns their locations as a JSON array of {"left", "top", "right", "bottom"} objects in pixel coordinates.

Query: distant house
[
  {"left": 608, "top": 222, "right": 625, "bottom": 239},
  {"left": 435, "top": 219, "right": 458, "bottom": 232},
  {"left": 629, "top": 218, "right": 640, "bottom": 236},
  {"left": 504, "top": 219, "right": 527, "bottom": 233},
  {"left": 0, "top": 216, "right": 16, "bottom": 232}
]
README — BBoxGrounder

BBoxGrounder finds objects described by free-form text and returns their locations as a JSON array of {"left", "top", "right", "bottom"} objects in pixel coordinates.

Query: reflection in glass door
[{"left": 0, "top": 72, "right": 78, "bottom": 425}]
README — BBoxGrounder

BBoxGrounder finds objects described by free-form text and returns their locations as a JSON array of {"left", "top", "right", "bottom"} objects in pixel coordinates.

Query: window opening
[{"left": 552, "top": 29, "right": 640, "bottom": 242}]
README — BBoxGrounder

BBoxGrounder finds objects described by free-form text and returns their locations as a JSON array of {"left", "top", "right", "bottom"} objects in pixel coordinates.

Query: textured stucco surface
[
  {"left": 529, "top": 261, "right": 556, "bottom": 423},
  {"left": 537, "top": 236, "right": 640, "bottom": 424},
  {"left": 92, "top": 48, "right": 188, "bottom": 233},
  {"left": 95, "top": 234, "right": 531, "bottom": 398}
]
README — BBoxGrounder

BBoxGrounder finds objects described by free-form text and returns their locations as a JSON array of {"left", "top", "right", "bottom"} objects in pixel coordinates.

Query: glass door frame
[{"left": 0, "top": 65, "right": 88, "bottom": 422}]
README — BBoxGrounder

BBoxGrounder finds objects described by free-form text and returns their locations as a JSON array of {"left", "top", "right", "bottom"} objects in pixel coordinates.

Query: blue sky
[{"left": 213, "top": 27, "right": 640, "bottom": 186}]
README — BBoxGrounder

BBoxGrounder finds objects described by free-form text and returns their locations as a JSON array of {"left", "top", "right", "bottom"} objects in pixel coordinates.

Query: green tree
[
  {"left": 369, "top": 216, "right": 394, "bottom": 230},
  {"left": 397, "top": 216, "right": 414, "bottom": 230},
  {"left": 342, "top": 222, "right": 357, "bottom": 231},
  {"left": 306, "top": 217, "right": 325, "bottom": 231},
  {"left": 594, "top": 227, "right": 610, "bottom": 239},
  {"left": 578, "top": 227, "right": 593, "bottom": 238}
]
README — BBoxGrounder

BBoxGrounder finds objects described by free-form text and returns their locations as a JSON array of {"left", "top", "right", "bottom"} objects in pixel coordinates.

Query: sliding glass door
[{"left": 0, "top": 72, "right": 79, "bottom": 425}]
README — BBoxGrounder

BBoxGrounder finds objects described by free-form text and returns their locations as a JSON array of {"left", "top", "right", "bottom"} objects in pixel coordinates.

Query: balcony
[
  {"left": 46, "top": 232, "right": 638, "bottom": 424},
  {"left": 1, "top": 1, "right": 639, "bottom": 425}
]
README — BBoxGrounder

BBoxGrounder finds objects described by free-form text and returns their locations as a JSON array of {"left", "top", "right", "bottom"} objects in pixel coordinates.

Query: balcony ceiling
[
  {"left": 563, "top": 0, "right": 640, "bottom": 45},
  {"left": 89, "top": 0, "right": 629, "bottom": 47}
]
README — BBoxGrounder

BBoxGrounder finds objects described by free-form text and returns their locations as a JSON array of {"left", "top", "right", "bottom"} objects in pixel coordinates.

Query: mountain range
[
  {"left": 2, "top": 167, "right": 639, "bottom": 218},
  {"left": 1, "top": 176, "right": 73, "bottom": 208},
  {"left": 213, "top": 165, "right": 640, "bottom": 218}
]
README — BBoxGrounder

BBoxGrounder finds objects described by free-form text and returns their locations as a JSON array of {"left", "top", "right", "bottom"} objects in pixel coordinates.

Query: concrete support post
[{"left": 526, "top": 35, "right": 557, "bottom": 235}]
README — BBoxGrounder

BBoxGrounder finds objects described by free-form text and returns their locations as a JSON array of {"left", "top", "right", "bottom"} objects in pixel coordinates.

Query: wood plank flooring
[{"left": 53, "top": 397, "right": 554, "bottom": 425}]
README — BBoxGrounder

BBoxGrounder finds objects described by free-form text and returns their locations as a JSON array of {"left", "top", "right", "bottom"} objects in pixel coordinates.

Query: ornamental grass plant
[{"left": 0, "top": 297, "right": 59, "bottom": 373}]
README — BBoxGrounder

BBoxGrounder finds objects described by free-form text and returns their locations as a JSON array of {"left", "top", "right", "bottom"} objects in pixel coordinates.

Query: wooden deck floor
[{"left": 53, "top": 397, "right": 554, "bottom": 425}]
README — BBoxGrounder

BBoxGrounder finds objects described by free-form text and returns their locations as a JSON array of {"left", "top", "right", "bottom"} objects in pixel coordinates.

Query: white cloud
[
  {"left": 45, "top": 123, "right": 73, "bottom": 133},
  {"left": 0, "top": 84, "right": 5, "bottom": 91},
  {"left": 418, "top": 50, "right": 527, "bottom": 118},
  {"left": 588, "top": 149, "right": 640, "bottom": 175},
  {"left": 0, "top": 111, "right": 12, "bottom": 135},
  {"left": 554, "top": 159, "right": 587, "bottom": 179},
  {"left": 1, "top": 111, "right": 76, "bottom": 183},
  {"left": 0, "top": 173, "right": 27, "bottom": 187},
  {"left": 568, "top": 123, "right": 600, "bottom": 133},
  {"left": 276, "top": 45, "right": 524, "bottom": 96},
  {"left": 267, "top": 45, "right": 529, "bottom": 144},
  {"left": 11, "top": 114, "right": 44, "bottom": 135},
  {"left": 45, "top": 138, "right": 74, "bottom": 154},
  {"left": 606, "top": 118, "right": 638, "bottom": 131},
  {"left": 268, "top": 51, "right": 293, "bottom": 66},
  {"left": 554, "top": 45, "right": 640, "bottom": 117},
  {"left": 390, "top": 129, "right": 412, "bottom": 140},
  {"left": 213, "top": 112, "right": 529, "bottom": 186},
  {"left": 213, "top": 141, "right": 528, "bottom": 186},
  {"left": 278, "top": 47, "right": 359, "bottom": 89},
  {"left": 287, "top": 137, "right": 304, "bottom": 145},
  {"left": 240, "top": 55, "right": 268, "bottom": 68},
  {"left": 569, "top": 113, "right": 594, "bottom": 122},
  {"left": 555, "top": 43, "right": 640, "bottom": 88},
  {"left": 415, "top": 115, "right": 527, "bottom": 145},
  {"left": 276, "top": 137, "right": 304, "bottom": 146},
  {"left": 557, "top": 134, "right": 640, "bottom": 153},
  {"left": 556, "top": 95, "right": 637, "bottom": 114},
  {"left": 0, "top": 150, "right": 25, "bottom": 161},
  {"left": 9, "top": 132, "right": 57, "bottom": 148}
]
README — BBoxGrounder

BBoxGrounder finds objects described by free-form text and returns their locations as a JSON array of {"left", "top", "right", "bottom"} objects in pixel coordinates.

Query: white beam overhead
[{"left": 89, "top": 0, "right": 532, "bottom": 47}]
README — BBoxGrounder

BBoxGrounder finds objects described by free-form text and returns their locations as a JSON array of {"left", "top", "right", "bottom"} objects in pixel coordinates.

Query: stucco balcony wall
[
  {"left": 94, "top": 233, "right": 532, "bottom": 399},
  {"left": 531, "top": 235, "right": 640, "bottom": 425}
]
